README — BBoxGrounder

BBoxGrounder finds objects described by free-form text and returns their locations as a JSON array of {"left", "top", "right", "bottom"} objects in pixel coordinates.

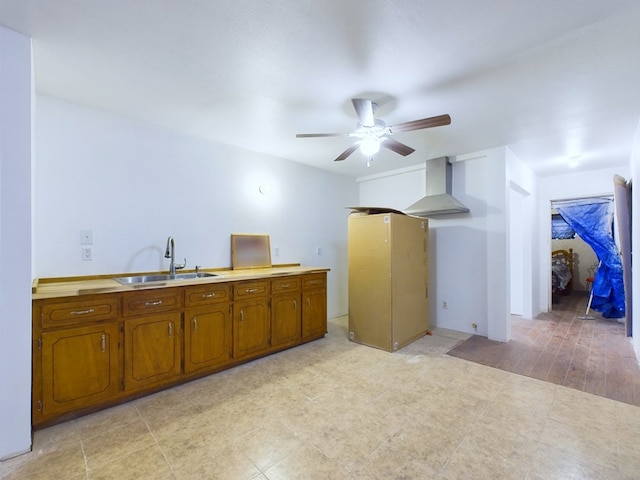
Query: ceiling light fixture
[
  {"left": 568, "top": 155, "right": 581, "bottom": 168},
  {"left": 359, "top": 136, "right": 381, "bottom": 156}
]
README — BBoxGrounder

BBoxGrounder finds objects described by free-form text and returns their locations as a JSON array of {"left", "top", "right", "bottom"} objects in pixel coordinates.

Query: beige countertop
[{"left": 32, "top": 264, "right": 329, "bottom": 300}]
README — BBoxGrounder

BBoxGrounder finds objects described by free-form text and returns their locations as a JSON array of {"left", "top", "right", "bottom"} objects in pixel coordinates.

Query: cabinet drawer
[
  {"left": 302, "top": 273, "right": 326, "bottom": 290},
  {"left": 121, "top": 288, "right": 182, "bottom": 316},
  {"left": 233, "top": 280, "right": 269, "bottom": 299},
  {"left": 185, "top": 284, "right": 230, "bottom": 307},
  {"left": 271, "top": 277, "right": 301, "bottom": 294},
  {"left": 41, "top": 296, "right": 119, "bottom": 328}
]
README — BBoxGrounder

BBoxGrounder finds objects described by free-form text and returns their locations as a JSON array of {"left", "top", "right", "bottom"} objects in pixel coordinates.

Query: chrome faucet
[{"left": 164, "top": 236, "right": 186, "bottom": 275}]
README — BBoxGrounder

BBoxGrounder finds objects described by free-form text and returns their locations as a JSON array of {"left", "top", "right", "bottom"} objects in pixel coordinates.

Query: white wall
[
  {"left": 631, "top": 118, "right": 640, "bottom": 356},
  {"left": 537, "top": 165, "right": 631, "bottom": 314},
  {"left": 34, "top": 96, "right": 357, "bottom": 318},
  {"left": 358, "top": 147, "right": 517, "bottom": 341},
  {"left": 0, "top": 26, "right": 33, "bottom": 460},
  {"left": 359, "top": 164, "right": 427, "bottom": 209},
  {"left": 506, "top": 147, "right": 537, "bottom": 321}
]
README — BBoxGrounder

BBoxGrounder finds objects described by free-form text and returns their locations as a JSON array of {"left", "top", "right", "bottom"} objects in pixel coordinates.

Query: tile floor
[
  {"left": 447, "top": 292, "right": 640, "bottom": 407},
  {"left": 2, "top": 315, "right": 640, "bottom": 479}
]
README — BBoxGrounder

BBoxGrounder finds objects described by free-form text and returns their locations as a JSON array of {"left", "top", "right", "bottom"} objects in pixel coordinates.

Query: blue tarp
[
  {"left": 557, "top": 200, "right": 625, "bottom": 318},
  {"left": 551, "top": 214, "right": 575, "bottom": 239}
]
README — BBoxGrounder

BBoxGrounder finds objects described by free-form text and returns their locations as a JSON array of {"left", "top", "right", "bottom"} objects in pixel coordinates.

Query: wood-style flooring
[{"left": 447, "top": 292, "right": 640, "bottom": 407}]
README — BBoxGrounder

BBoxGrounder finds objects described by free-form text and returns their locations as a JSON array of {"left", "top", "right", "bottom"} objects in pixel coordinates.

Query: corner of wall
[{"left": 630, "top": 116, "right": 640, "bottom": 356}]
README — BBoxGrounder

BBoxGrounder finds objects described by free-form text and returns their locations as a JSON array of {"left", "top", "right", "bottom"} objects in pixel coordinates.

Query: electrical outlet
[
  {"left": 81, "top": 247, "right": 93, "bottom": 261},
  {"left": 316, "top": 246, "right": 322, "bottom": 255},
  {"left": 349, "top": 331, "right": 354, "bottom": 340},
  {"left": 274, "top": 246, "right": 280, "bottom": 257},
  {"left": 442, "top": 300, "right": 448, "bottom": 309}
]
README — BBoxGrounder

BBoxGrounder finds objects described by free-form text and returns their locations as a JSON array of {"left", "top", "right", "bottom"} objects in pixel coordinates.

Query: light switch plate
[{"left": 80, "top": 229, "right": 93, "bottom": 245}]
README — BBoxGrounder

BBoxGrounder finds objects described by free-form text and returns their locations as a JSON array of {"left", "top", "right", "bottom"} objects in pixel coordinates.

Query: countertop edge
[{"left": 32, "top": 266, "right": 330, "bottom": 300}]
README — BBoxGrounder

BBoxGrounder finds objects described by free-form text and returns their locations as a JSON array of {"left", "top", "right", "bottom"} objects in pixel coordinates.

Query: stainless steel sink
[{"left": 114, "top": 272, "right": 217, "bottom": 285}]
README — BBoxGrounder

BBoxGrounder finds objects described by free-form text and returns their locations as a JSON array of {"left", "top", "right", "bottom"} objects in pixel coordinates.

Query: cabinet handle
[
  {"left": 240, "top": 309, "right": 244, "bottom": 321},
  {"left": 70, "top": 308, "right": 95, "bottom": 315},
  {"left": 281, "top": 284, "right": 290, "bottom": 288},
  {"left": 307, "top": 298, "right": 311, "bottom": 307},
  {"left": 246, "top": 288, "right": 258, "bottom": 293},
  {"left": 309, "top": 281, "right": 319, "bottom": 285},
  {"left": 168, "top": 322, "right": 173, "bottom": 337},
  {"left": 101, "top": 334, "right": 106, "bottom": 352},
  {"left": 144, "top": 300, "right": 163, "bottom": 307},
  {"left": 294, "top": 300, "right": 297, "bottom": 310},
  {"left": 201, "top": 293, "right": 215, "bottom": 299},
  {"left": 193, "top": 318, "right": 198, "bottom": 333}
]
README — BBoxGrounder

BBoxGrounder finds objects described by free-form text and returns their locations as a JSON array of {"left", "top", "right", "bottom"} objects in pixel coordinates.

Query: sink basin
[
  {"left": 173, "top": 272, "right": 218, "bottom": 280},
  {"left": 114, "top": 272, "right": 217, "bottom": 285}
]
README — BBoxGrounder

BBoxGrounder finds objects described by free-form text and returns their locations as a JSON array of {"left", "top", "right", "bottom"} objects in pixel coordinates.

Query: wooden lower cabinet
[
  {"left": 302, "top": 289, "right": 327, "bottom": 339},
  {"left": 302, "top": 273, "right": 327, "bottom": 340},
  {"left": 124, "top": 312, "right": 181, "bottom": 391},
  {"left": 271, "top": 292, "right": 302, "bottom": 348},
  {"left": 184, "top": 304, "right": 232, "bottom": 374},
  {"left": 40, "top": 322, "right": 120, "bottom": 419},
  {"left": 233, "top": 298, "right": 271, "bottom": 360},
  {"left": 33, "top": 271, "right": 327, "bottom": 427}
]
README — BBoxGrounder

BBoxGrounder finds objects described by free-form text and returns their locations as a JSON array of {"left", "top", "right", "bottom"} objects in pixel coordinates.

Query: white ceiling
[{"left": 1, "top": 0, "right": 640, "bottom": 178}]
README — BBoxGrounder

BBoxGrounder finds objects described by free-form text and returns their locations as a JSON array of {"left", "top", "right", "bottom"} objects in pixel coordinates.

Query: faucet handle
[
  {"left": 176, "top": 258, "right": 186, "bottom": 271},
  {"left": 195, "top": 265, "right": 201, "bottom": 275}
]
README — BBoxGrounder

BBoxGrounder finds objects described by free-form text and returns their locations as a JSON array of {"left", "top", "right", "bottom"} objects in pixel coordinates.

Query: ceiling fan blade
[
  {"left": 335, "top": 143, "right": 360, "bottom": 161},
  {"left": 352, "top": 98, "right": 375, "bottom": 127},
  {"left": 382, "top": 138, "right": 415, "bottom": 156},
  {"left": 390, "top": 114, "right": 451, "bottom": 133},
  {"left": 296, "top": 132, "right": 351, "bottom": 138}
]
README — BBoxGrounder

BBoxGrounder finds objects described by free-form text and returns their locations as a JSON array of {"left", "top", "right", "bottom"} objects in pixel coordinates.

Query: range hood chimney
[{"left": 404, "top": 156, "right": 469, "bottom": 217}]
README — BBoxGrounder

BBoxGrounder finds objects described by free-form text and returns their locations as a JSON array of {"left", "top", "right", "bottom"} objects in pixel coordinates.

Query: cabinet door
[
  {"left": 271, "top": 293, "right": 301, "bottom": 348},
  {"left": 41, "top": 322, "right": 120, "bottom": 417},
  {"left": 302, "top": 289, "right": 327, "bottom": 340},
  {"left": 184, "top": 304, "right": 232, "bottom": 374},
  {"left": 233, "top": 298, "right": 270, "bottom": 360},
  {"left": 124, "top": 313, "right": 181, "bottom": 391}
]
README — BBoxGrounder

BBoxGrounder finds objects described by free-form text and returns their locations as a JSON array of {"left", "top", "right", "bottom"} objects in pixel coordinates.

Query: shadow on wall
[{"left": 125, "top": 245, "right": 165, "bottom": 273}]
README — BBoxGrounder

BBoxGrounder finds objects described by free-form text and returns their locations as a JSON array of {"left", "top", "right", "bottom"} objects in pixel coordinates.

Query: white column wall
[
  {"left": 0, "top": 26, "right": 33, "bottom": 460},
  {"left": 506, "top": 147, "right": 538, "bottom": 321}
]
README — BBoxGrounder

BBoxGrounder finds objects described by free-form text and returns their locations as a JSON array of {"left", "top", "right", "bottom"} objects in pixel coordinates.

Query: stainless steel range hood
[{"left": 404, "top": 156, "right": 469, "bottom": 217}]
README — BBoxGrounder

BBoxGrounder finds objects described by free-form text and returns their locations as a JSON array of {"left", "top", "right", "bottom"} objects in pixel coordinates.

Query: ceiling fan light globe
[{"left": 360, "top": 137, "right": 381, "bottom": 156}]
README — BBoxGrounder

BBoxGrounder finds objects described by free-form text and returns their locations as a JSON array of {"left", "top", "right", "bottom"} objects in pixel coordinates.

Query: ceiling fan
[{"left": 296, "top": 98, "right": 451, "bottom": 163}]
